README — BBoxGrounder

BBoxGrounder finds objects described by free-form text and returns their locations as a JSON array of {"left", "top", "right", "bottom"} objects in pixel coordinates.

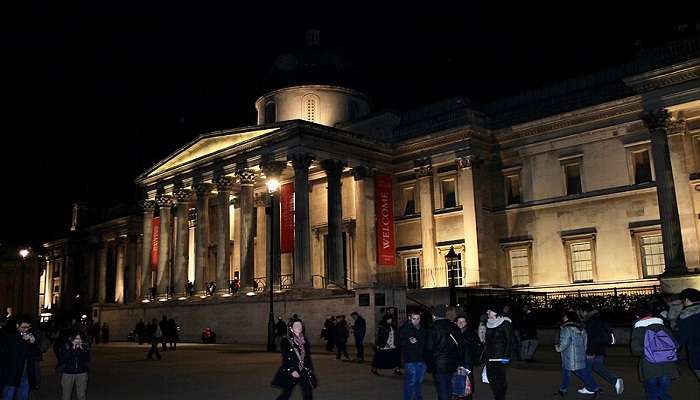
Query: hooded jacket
[
  {"left": 485, "top": 316, "right": 515, "bottom": 360},
  {"left": 677, "top": 302, "right": 700, "bottom": 370},
  {"left": 425, "top": 318, "right": 462, "bottom": 374},
  {"left": 630, "top": 317, "right": 679, "bottom": 380},
  {"left": 583, "top": 310, "right": 611, "bottom": 356},
  {"left": 558, "top": 322, "right": 587, "bottom": 371}
]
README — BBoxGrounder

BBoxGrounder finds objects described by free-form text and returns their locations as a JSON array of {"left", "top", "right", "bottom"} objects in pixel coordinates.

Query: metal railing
[{"left": 253, "top": 274, "right": 295, "bottom": 292}]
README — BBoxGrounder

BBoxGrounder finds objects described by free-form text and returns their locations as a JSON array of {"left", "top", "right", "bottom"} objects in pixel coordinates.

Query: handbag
[{"left": 451, "top": 369, "right": 472, "bottom": 397}]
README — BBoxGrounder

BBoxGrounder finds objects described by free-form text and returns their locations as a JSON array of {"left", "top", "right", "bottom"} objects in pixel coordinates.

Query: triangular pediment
[{"left": 146, "top": 127, "right": 279, "bottom": 178}]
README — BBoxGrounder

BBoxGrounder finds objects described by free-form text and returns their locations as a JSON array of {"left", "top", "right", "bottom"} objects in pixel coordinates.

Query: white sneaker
[
  {"left": 615, "top": 378, "right": 624, "bottom": 395},
  {"left": 577, "top": 388, "right": 597, "bottom": 395}
]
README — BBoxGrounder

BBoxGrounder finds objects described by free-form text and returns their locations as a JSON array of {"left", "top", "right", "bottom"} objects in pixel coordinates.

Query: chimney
[{"left": 305, "top": 29, "right": 320, "bottom": 47}]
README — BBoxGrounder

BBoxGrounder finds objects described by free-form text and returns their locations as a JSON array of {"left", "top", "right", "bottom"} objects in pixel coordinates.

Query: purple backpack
[{"left": 643, "top": 328, "right": 677, "bottom": 363}]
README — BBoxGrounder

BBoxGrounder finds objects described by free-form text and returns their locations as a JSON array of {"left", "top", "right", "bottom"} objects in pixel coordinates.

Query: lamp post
[
  {"left": 19, "top": 249, "right": 30, "bottom": 315},
  {"left": 266, "top": 175, "right": 281, "bottom": 352},
  {"left": 445, "top": 246, "right": 458, "bottom": 307}
]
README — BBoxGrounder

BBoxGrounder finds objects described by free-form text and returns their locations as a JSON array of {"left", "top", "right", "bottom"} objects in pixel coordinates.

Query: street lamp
[
  {"left": 266, "top": 174, "right": 280, "bottom": 352},
  {"left": 18, "top": 249, "right": 30, "bottom": 315},
  {"left": 445, "top": 246, "right": 459, "bottom": 307}
]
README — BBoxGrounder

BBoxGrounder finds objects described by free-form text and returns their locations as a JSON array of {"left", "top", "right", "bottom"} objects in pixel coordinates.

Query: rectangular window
[
  {"left": 640, "top": 233, "right": 665, "bottom": 277},
  {"left": 564, "top": 163, "right": 582, "bottom": 195},
  {"left": 505, "top": 174, "right": 521, "bottom": 205},
  {"left": 569, "top": 241, "right": 594, "bottom": 282},
  {"left": 402, "top": 187, "right": 416, "bottom": 216},
  {"left": 441, "top": 178, "right": 457, "bottom": 208},
  {"left": 405, "top": 257, "right": 421, "bottom": 289},
  {"left": 508, "top": 247, "right": 530, "bottom": 286},
  {"left": 447, "top": 253, "right": 463, "bottom": 287},
  {"left": 632, "top": 149, "right": 653, "bottom": 184}
]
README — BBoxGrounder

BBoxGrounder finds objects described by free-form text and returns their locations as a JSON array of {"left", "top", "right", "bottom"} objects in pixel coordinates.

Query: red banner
[
  {"left": 280, "top": 183, "right": 295, "bottom": 254},
  {"left": 150, "top": 217, "right": 160, "bottom": 271},
  {"left": 375, "top": 174, "right": 396, "bottom": 265}
]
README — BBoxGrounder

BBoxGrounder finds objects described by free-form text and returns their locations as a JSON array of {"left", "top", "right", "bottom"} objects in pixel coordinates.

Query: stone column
[
  {"left": 457, "top": 156, "right": 480, "bottom": 286},
  {"left": 97, "top": 242, "right": 108, "bottom": 303},
  {"left": 415, "top": 164, "right": 437, "bottom": 286},
  {"left": 262, "top": 161, "right": 287, "bottom": 288},
  {"left": 44, "top": 259, "right": 54, "bottom": 309},
  {"left": 140, "top": 200, "right": 156, "bottom": 299},
  {"left": 194, "top": 183, "right": 213, "bottom": 296},
  {"left": 254, "top": 193, "right": 270, "bottom": 288},
  {"left": 237, "top": 169, "right": 257, "bottom": 291},
  {"left": 643, "top": 109, "right": 687, "bottom": 275},
  {"left": 85, "top": 245, "right": 97, "bottom": 303},
  {"left": 115, "top": 239, "right": 126, "bottom": 303},
  {"left": 291, "top": 154, "right": 314, "bottom": 287},
  {"left": 215, "top": 176, "right": 234, "bottom": 294},
  {"left": 352, "top": 166, "right": 377, "bottom": 286},
  {"left": 126, "top": 234, "right": 138, "bottom": 303},
  {"left": 156, "top": 195, "right": 173, "bottom": 297},
  {"left": 174, "top": 188, "right": 193, "bottom": 298},
  {"left": 321, "top": 159, "right": 346, "bottom": 287}
]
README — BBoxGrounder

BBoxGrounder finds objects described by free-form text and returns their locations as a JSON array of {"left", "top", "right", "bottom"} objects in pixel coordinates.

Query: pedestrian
[
  {"left": 555, "top": 311, "right": 599, "bottom": 396},
  {"left": 660, "top": 293, "right": 684, "bottom": 331},
  {"left": 455, "top": 314, "right": 483, "bottom": 400},
  {"left": 275, "top": 317, "right": 288, "bottom": 351},
  {"left": 146, "top": 319, "right": 162, "bottom": 360},
  {"left": 350, "top": 312, "right": 366, "bottom": 362},
  {"left": 399, "top": 310, "right": 427, "bottom": 400},
  {"left": 477, "top": 314, "right": 487, "bottom": 344},
  {"left": 159, "top": 316, "right": 169, "bottom": 352},
  {"left": 425, "top": 304, "right": 462, "bottom": 400},
  {"left": 135, "top": 319, "right": 146, "bottom": 345},
  {"left": 677, "top": 288, "right": 700, "bottom": 385},
  {"left": 167, "top": 318, "right": 179, "bottom": 350},
  {"left": 272, "top": 319, "right": 318, "bottom": 400},
  {"left": 59, "top": 332, "right": 90, "bottom": 400},
  {"left": 333, "top": 315, "right": 350, "bottom": 360},
  {"left": 631, "top": 301, "right": 679, "bottom": 400},
  {"left": 0, "top": 315, "right": 39, "bottom": 400},
  {"left": 484, "top": 304, "right": 515, "bottom": 400},
  {"left": 371, "top": 314, "right": 402, "bottom": 376},
  {"left": 579, "top": 303, "right": 624, "bottom": 395},
  {"left": 90, "top": 321, "right": 100, "bottom": 345},
  {"left": 519, "top": 304, "right": 538, "bottom": 362},
  {"left": 101, "top": 322, "right": 109, "bottom": 344},
  {"left": 321, "top": 316, "right": 335, "bottom": 352}
]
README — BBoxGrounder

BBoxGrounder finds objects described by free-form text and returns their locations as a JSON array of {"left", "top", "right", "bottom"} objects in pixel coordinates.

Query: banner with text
[
  {"left": 280, "top": 183, "right": 295, "bottom": 254},
  {"left": 150, "top": 216, "right": 160, "bottom": 271},
  {"left": 375, "top": 174, "right": 396, "bottom": 265}
]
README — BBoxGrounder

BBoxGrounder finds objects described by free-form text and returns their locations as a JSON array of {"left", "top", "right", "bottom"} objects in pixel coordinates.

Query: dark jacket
[
  {"left": 457, "top": 327, "right": 483, "bottom": 369},
  {"left": 519, "top": 311, "right": 537, "bottom": 340},
  {"left": 59, "top": 343, "right": 91, "bottom": 375},
  {"left": 333, "top": 321, "right": 349, "bottom": 344},
  {"left": 426, "top": 318, "right": 462, "bottom": 374},
  {"left": 399, "top": 321, "right": 426, "bottom": 364},
  {"left": 321, "top": 319, "right": 334, "bottom": 340},
  {"left": 485, "top": 317, "right": 515, "bottom": 360},
  {"left": 376, "top": 321, "right": 394, "bottom": 349},
  {"left": 272, "top": 335, "right": 317, "bottom": 389},
  {"left": 0, "top": 331, "right": 39, "bottom": 388},
  {"left": 677, "top": 302, "right": 700, "bottom": 370},
  {"left": 583, "top": 310, "right": 612, "bottom": 356},
  {"left": 630, "top": 317, "right": 679, "bottom": 380},
  {"left": 352, "top": 316, "right": 366, "bottom": 339}
]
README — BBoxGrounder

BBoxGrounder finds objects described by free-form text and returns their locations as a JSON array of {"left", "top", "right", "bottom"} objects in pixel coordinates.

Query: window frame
[
  {"left": 301, "top": 94, "right": 320, "bottom": 123},
  {"left": 264, "top": 102, "right": 277, "bottom": 124},
  {"left": 404, "top": 255, "right": 422, "bottom": 289},
  {"left": 397, "top": 181, "right": 419, "bottom": 217},
  {"left": 560, "top": 155, "right": 584, "bottom": 196},
  {"left": 503, "top": 243, "right": 532, "bottom": 287},
  {"left": 437, "top": 172, "right": 458, "bottom": 210},
  {"left": 625, "top": 141, "right": 655, "bottom": 185},
  {"left": 437, "top": 245, "right": 466, "bottom": 287},
  {"left": 563, "top": 234, "right": 597, "bottom": 283},
  {"left": 631, "top": 227, "right": 665, "bottom": 278}
]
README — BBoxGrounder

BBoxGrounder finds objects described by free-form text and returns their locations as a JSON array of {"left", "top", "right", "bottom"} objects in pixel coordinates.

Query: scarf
[
  {"left": 486, "top": 316, "right": 512, "bottom": 329},
  {"left": 292, "top": 333, "right": 306, "bottom": 369}
]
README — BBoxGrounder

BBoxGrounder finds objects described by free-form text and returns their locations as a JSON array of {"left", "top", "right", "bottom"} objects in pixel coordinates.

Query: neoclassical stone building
[{"left": 42, "top": 33, "right": 700, "bottom": 339}]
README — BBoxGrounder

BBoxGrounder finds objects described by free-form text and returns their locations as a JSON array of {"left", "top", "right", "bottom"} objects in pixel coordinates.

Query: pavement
[{"left": 32, "top": 342, "right": 699, "bottom": 400}]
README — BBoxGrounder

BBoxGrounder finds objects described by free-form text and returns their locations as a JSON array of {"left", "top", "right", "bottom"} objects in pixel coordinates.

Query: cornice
[{"left": 624, "top": 58, "right": 700, "bottom": 93}]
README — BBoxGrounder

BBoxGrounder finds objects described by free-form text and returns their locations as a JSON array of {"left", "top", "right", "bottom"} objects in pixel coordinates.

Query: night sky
[{"left": 0, "top": 2, "right": 693, "bottom": 247}]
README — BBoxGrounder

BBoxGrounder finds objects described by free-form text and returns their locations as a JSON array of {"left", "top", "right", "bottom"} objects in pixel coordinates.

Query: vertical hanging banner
[
  {"left": 150, "top": 216, "right": 160, "bottom": 271},
  {"left": 375, "top": 174, "right": 396, "bottom": 265},
  {"left": 280, "top": 182, "right": 295, "bottom": 253}
]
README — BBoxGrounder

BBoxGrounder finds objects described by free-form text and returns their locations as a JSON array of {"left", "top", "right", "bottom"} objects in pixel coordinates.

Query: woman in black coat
[
  {"left": 371, "top": 315, "right": 401, "bottom": 375},
  {"left": 484, "top": 305, "right": 515, "bottom": 400},
  {"left": 0, "top": 317, "right": 39, "bottom": 398},
  {"left": 272, "top": 319, "right": 317, "bottom": 400}
]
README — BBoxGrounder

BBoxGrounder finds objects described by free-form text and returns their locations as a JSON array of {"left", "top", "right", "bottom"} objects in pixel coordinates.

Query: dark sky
[{"left": 0, "top": 2, "right": 694, "bottom": 247}]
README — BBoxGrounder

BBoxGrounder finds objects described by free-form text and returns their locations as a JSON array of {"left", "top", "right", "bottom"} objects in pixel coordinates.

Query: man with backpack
[
  {"left": 630, "top": 302, "right": 679, "bottom": 400},
  {"left": 580, "top": 303, "right": 623, "bottom": 395}
]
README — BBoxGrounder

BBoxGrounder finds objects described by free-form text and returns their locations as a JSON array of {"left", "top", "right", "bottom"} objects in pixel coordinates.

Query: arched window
[
  {"left": 302, "top": 94, "right": 319, "bottom": 122},
  {"left": 264, "top": 102, "right": 276, "bottom": 123},
  {"left": 348, "top": 100, "right": 359, "bottom": 120}
]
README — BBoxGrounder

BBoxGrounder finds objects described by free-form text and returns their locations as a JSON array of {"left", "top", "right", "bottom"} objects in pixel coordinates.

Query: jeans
[
  {"left": 644, "top": 376, "right": 671, "bottom": 400},
  {"left": 335, "top": 342, "right": 349, "bottom": 359},
  {"left": 486, "top": 363, "right": 507, "bottom": 400},
  {"left": 586, "top": 355, "right": 617, "bottom": 387},
  {"left": 403, "top": 362, "right": 426, "bottom": 400},
  {"left": 433, "top": 372, "right": 452, "bottom": 400},
  {"left": 147, "top": 339, "right": 161, "bottom": 359},
  {"left": 61, "top": 372, "right": 88, "bottom": 400},
  {"left": 520, "top": 339, "right": 538, "bottom": 361},
  {"left": 355, "top": 336, "right": 364, "bottom": 360},
  {"left": 2, "top": 376, "right": 30, "bottom": 400},
  {"left": 560, "top": 367, "right": 599, "bottom": 393}
]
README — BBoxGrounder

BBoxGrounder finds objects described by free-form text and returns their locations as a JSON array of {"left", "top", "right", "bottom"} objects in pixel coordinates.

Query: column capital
[
  {"left": 352, "top": 166, "right": 374, "bottom": 181},
  {"left": 320, "top": 159, "right": 346, "bottom": 177},
  {"left": 236, "top": 168, "right": 257, "bottom": 185},
  {"left": 414, "top": 164, "right": 432, "bottom": 178},
  {"left": 214, "top": 175, "right": 234, "bottom": 192},
  {"left": 290, "top": 153, "right": 314, "bottom": 170},
  {"left": 456, "top": 155, "right": 477, "bottom": 169},
  {"left": 261, "top": 160, "right": 287, "bottom": 179},
  {"left": 140, "top": 200, "right": 157, "bottom": 212},
  {"left": 173, "top": 188, "right": 194, "bottom": 204},
  {"left": 194, "top": 182, "right": 215, "bottom": 197},
  {"left": 231, "top": 197, "right": 240, "bottom": 208},
  {"left": 254, "top": 192, "right": 271, "bottom": 207},
  {"left": 642, "top": 109, "right": 670, "bottom": 131},
  {"left": 156, "top": 195, "right": 173, "bottom": 208}
]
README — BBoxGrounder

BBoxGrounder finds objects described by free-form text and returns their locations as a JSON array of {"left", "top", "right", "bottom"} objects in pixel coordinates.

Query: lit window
[
  {"left": 441, "top": 178, "right": 457, "bottom": 208},
  {"left": 447, "top": 253, "right": 463, "bottom": 287},
  {"left": 632, "top": 149, "right": 653, "bottom": 184},
  {"left": 568, "top": 240, "right": 594, "bottom": 282},
  {"left": 305, "top": 98, "right": 317, "bottom": 122},
  {"left": 405, "top": 257, "right": 421, "bottom": 289},
  {"left": 505, "top": 174, "right": 521, "bottom": 205},
  {"left": 508, "top": 247, "right": 530, "bottom": 286},
  {"left": 402, "top": 187, "right": 416, "bottom": 216},
  {"left": 563, "top": 162, "right": 582, "bottom": 195},
  {"left": 264, "top": 102, "right": 276, "bottom": 123},
  {"left": 639, "top": 233, "right": 665, "bottom": 277}
]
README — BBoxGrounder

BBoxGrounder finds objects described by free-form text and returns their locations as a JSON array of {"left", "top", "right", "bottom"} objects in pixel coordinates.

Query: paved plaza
[{"left": 32, "top": 342, "right": 698, "bottom": 400}]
